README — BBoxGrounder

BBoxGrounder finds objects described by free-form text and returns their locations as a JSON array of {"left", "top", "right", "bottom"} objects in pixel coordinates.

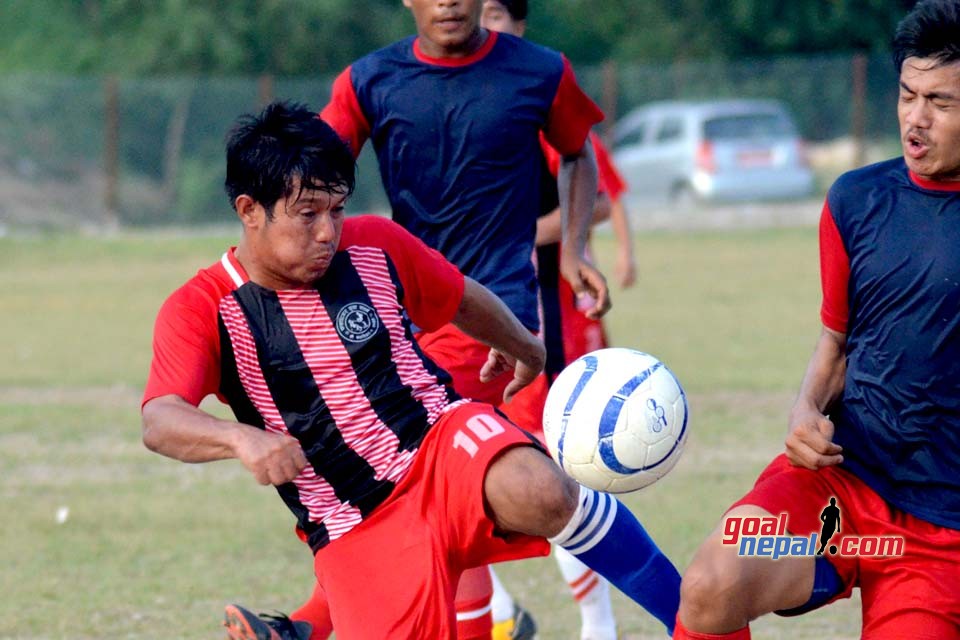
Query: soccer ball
[{"left": 542, "top": 348, "right": 688, "bottom": 493}]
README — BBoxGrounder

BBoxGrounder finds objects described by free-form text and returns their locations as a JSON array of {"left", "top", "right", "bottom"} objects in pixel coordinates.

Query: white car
[{"left": 611, "top": 99, "right": 815, "bottom": 204}]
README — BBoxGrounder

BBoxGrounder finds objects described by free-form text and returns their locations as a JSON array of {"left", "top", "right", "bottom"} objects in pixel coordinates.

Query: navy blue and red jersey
[
  {"left": 819, "top": 157, "right": 960, "bottom": 529},
  {"left": 321, "top": 31, "right": 603, "bottom": 330},
  {"left": 142, "top": 216, "right": 466, "bottom": 551}
]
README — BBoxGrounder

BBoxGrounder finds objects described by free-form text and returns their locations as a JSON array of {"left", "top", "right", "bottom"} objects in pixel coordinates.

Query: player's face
[
  {"left": 480, "top": 0, "right": 524, "bottom": 36},
  {"left": 403, "top": 0, "right": 486, "bottom": 58},
  {"left": 242, "top": 185, "right": 347, "bottom": 289},
  {"left": 898, "top": 57, "right": 960, "bottom": 181}
]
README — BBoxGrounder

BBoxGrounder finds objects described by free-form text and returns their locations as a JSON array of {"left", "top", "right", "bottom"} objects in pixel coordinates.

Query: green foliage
[
  {"left": 0, "top": 0, "right": 412, "bottom": 74},
  {"left": 0, "top": 0, "right": 917, "bottom": 74}
]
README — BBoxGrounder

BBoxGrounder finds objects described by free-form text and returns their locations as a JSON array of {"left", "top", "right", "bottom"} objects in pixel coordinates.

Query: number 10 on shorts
[{"left": 453, "top": 414, "right": 506, "bottom": 458}]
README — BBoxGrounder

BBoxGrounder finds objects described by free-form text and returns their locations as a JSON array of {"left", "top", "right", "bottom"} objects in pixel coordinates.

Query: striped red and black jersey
[{"left": 143, "top": 216, "right": 466, "bottom": 550}]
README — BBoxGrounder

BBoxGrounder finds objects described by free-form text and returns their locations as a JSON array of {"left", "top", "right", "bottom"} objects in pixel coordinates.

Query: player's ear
[
  {"left": 234, "top": 194, "right": 262, "bottom": 229},
  {"left": 401, "top": 0, "right": 412, "bottom": 8}
]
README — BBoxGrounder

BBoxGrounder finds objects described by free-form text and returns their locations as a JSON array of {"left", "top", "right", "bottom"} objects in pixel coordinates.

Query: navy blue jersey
[
  {"left": 322, "top": 31, "right": 603, "bottom": 330},
  {"left": 821, "top": 157, "right": 960, "bottom": 528}
]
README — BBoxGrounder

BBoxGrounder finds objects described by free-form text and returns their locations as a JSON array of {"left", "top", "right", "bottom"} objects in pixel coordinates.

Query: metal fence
[{"left": 0, "top": 52, "right": 899, "bottom": 230}]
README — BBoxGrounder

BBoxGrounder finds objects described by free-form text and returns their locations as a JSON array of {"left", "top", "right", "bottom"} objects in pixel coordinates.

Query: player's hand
[
  {"left": 559, "top": 249, "right": 611, "bottom": 319},
  {"left": 233, "top": 426, "right": 307, "bottom": 486},
  {"left": 616, "top": 249, "right": 637, "bottom": 289},
  {"left": 785, "top": 407, "right": 843, "bottom": 470},
  {"left": 481, "top": 348, "right": 543, "bottom": 404}
]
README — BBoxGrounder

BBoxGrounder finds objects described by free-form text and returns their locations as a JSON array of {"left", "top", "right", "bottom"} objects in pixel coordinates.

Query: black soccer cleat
[{"left": 223, "top": 604, "right": 312, "bottom": 640}]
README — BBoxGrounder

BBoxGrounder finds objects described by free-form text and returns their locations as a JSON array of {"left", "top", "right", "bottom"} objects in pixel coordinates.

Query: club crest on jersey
[{"left": 335, "top": 302, "right": 379, "bottom": 342}]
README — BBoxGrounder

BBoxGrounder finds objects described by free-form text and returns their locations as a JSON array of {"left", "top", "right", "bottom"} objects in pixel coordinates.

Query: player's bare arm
[
  {"left": 451, "top": 277, "right": 546, "bottom": 403},
  {"left": 142, "top": 394, "right": 307, "bottom": 485},
  {"left": 534, "top": 194, "right": 612, "bottom": 247},
  {"left": 786, "top": 327, "right": 847, "bottom": 470},
  {"left": 557, "top": 142, "right": 611, "bottom": 319},
  {"left": 609, "top": 199, "right": 637, "bottom": 289}
]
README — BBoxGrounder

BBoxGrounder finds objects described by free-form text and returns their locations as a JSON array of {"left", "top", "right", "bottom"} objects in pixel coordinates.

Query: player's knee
[
  {"left": 485, "top": 447, "right": 577, "bottom": 536},
  {"left": 513, "top": 450, "right": 577, "bottom": 534},
  {"left": 536, "top": 469, "right": 579, "bottom": 535},
  {"left": 680, "top": 549, "right": 751, "bottom": 626},
  {"left": 681, "top": 561, "right": 732, "bottom": 612}
]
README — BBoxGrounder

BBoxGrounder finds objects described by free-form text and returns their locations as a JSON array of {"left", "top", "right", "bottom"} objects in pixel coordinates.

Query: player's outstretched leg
[
  {"left": 547, "top": 485, "right": 680, "bottom": 636},
  {"left": 455, "top": 565, "right": 495, "bottom": 639},
  {"left": 485, "top": 446, "right": 681, "bottom": 636},
  {"left": 288, "top": 581, "right": 333, "bottom": 640},
  {"left": 674, "top": 506, "right": 834, "bottom": 639},
  {"left": 223, "top": 604, "right": 313, "bottom": 640}
]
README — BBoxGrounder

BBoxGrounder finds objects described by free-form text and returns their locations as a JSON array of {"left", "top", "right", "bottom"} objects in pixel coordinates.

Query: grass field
[{"left": 0, "top": 224, "right": 864, "bottom": 639}]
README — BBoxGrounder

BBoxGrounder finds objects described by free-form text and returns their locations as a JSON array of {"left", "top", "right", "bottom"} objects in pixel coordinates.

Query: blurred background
[{"left": 0, "top": 0, "right": 914, "bottom": 232}]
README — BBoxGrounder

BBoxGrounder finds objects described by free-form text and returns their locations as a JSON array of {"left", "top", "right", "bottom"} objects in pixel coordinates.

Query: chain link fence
[{"left": 0, "top": 52, "right": 900, "bottom": 231}]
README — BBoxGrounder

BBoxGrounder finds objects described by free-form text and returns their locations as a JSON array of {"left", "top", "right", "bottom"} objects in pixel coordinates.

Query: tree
[{"left": 0, "top": 0, "right": 917, "bottom": 75}]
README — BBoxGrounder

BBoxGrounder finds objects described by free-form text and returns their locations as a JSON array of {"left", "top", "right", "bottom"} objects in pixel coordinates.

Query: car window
[
  {"left": 654, "top": 118, "right": 684, "bottom": 143},
  {"left": 616, "top": 122, "right": 647, "bottom": 147},
  {"left": 703, "top": 113, "right": 795, "bottom": 140}
]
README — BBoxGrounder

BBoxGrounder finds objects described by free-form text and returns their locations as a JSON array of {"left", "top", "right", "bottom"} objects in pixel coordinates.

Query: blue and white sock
[{"left": 548, "top": 485, "right": 680, "bottom": 636}]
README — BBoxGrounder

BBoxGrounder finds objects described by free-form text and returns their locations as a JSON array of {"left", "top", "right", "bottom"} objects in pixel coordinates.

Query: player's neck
[
  {"left": 234, "top": 242, "right": 311, "bottom": 291},
  {"left": 417, "top": 27, "right": 489, "bottom": 60}
]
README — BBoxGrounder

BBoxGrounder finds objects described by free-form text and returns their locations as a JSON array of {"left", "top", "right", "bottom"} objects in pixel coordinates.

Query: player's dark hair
[
  {"left": 893, "top": 0, "right": 960, "bottom": 72},
  {"left": 225, "top": 101, "right": 355, "bottom": 219},
  {"left": 498, "top": 0, "right": 527, "bottom": 21}
]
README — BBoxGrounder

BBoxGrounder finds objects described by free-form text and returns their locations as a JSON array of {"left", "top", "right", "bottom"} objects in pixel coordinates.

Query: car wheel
[{"left": 670, "top": 184, "right": 699, "bottom": 211}]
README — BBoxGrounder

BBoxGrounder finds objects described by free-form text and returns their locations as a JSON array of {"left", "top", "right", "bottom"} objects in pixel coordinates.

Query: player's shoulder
[
  {"left": 830, "top": 157, "right": 906, "bottom": 198},
  {"left": 351, "top": 36, "right": 417, "bottom": 74},
  {"left": 494, "top": 32, "right": 561, "bottom": 60},
  {"left": 160, "top": 254, "right": 237, "bottom": 318},
  {"left": 340, "top": 214, "right": 413, "bottom": 252},
  {"left": 492, "top": 32, "right": 564, "bottom": 71},
  {"left": 827, "top": 157, "right": 908, "bottom": 220}
]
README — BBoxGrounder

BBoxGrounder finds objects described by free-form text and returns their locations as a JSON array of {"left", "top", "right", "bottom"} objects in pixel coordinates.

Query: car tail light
[{"left": 696, "top": 140, "right": 716, "bottom": 174}]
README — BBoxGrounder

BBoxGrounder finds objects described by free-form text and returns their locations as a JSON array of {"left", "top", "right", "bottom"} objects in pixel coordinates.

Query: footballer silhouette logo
[
  {"left": 336, "top": 303, "right": 379, "bottom": 342},
  {"left": 817, "top": 497, "right": 841, "bottom": 556}
]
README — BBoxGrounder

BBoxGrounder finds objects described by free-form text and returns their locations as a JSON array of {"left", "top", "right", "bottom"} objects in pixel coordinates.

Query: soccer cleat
[
  {"left": 492, "top": 604, "right": 538, "bottom": 640},
  {"left": 223, "top": 604, "right": 312, "bottom": 640}
]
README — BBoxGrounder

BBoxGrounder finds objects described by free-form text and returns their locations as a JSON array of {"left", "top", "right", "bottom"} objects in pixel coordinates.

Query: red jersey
[
  {"left": 539, "top": 131, "right": 627, "bottom": 200},
  {"left": 143, "top": 216, "right": 466, "bottom": 550}
]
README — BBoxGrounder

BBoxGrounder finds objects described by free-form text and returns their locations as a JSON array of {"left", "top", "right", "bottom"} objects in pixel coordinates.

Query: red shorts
[
  {"left": 733, "top": 454, "right": 960, "bottom": 638},
  {"left": 312, "top": 402, "right": 550, "bottom": 640},
  {"left": 416, "top": 323, "right": 548, "bottom": 435},
  {"left": 498, "top": 372, "right": 548, "bottom": 442},
  {"left": 558, "top": 273, "right": 608, "bottom": 366}
]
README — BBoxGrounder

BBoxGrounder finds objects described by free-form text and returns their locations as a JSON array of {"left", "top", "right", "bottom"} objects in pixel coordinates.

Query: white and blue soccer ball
[{"left": 542, "top": 348, "right": 689, "bottom": 493}]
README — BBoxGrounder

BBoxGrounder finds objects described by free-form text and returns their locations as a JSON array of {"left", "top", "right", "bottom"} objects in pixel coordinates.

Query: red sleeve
[
  {"left": 539, "top": 131, "right": 560, "bottom": 178},
  {"left": 142, "top": 282, "right": 221, "bottom": 408},
  {"left": 592, "top": 133, "right": 627, "bottom": 200},
  {"left": 543, "top": 56, "right": 605, "bottom": 157},
  {"left": 319, "top": 66, "right": 370, "bottom": 158},
  {"left": 819, "top": 201, "right": 850, "bottom": 333},
  {"left": 340, "top": 216, "right": 465, "bottom": 331}
]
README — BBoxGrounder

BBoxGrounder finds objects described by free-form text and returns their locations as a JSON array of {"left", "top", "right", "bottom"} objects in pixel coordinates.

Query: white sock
[
  {"left": 489, "top": 566, "right": 515, "bottom": 624},
  {"left": 554, "top": 546, "right": 618, "bottom": 640}
]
